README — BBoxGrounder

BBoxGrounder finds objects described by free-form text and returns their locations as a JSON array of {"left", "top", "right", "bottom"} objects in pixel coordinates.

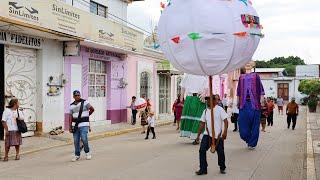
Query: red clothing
[
  {"left": 267, "top": 101, "right": 275, "bottom": 113},
  {"left": 173, "top": 100, "right": 184, "bottom": 122}
]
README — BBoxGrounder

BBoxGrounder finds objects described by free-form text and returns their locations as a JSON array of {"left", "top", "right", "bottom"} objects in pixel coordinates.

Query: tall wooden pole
[{"left": 209, "top": 76, "right": 216, "bottom": 152}]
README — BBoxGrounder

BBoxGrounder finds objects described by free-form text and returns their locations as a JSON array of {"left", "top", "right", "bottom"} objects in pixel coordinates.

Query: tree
[
  {"left": 256, "top": 56, "right": 306, "bottom": 76},
  {"left": 298, "top": 79, "right": 320, "bottom": 96},
  {"left": 298, "top": 79, "right": 320, "bottom": 112}
]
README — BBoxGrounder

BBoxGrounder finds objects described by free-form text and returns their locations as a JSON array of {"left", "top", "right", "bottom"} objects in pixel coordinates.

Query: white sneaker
[
  {"left": 86, "top": 153, "right": 92, "bottom": 160},
  {"left": 248, "top": 146, "right": 256, "bottom": 150},
  {"left": 72, "top": 156, "right": 80, "bottom": 162}
]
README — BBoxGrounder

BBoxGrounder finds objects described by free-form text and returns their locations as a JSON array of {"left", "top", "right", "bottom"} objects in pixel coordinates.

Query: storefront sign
[
  {"left": 0, "top": 30, "right": 42, "bottom": 49},
  {"left": 0, "top": 0, "right": 90, "bottom": 38},
  {"left": 82, "top": 46, "right": 123, "bottom": 60},
  {"left": 91, "top": 16, "right": 144, "bottom": 53},
  {"left": 0, "top": 0, "right": 143, "bottom": 52}
]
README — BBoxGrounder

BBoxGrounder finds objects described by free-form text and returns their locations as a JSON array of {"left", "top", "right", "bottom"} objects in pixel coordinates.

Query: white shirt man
[
  {"left": 195, "top": 95, "right": 229, "bottom": 176},
  {"left": 201, "top": 106, "right": 228, "bottom": 139}
]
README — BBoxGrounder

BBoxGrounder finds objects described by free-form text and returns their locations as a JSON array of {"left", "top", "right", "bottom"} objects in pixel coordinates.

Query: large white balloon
[{"left": 158, "top": 0, "right": 263, "bottom": 76}]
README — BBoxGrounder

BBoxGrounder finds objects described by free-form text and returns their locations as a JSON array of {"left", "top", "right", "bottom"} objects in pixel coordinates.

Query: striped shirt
[{"left": 69, "top": 100, "right": 91, "bottom": 127}]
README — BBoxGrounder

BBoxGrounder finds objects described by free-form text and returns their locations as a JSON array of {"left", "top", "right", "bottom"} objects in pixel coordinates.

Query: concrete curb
[
  {"left": 12, "top": 120, "right": 172, "bottom": 158},
  {"left": 307, "top": 110, "right": 317, "bottom": 180},
  {"left": 88, "top": 121, "right": 172, "bottom": 141}
]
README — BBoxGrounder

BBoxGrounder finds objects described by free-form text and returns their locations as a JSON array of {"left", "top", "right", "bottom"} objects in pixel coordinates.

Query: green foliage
[
  {"left": 298, "top": 79, "right": 320, "bottom": 96},
  {"left": 256, "top": 56, "right": 306, "bottom": 76},
  {"left": 308, "top": 98, "right": 318, "bottom": 107}
]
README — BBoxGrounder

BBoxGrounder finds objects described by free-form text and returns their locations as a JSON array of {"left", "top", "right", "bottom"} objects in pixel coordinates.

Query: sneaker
[
  {"left": 220, "top": 169, "right": 226, "bottom": 174},
  {"left": 86, "top": 153, "right": 92, "bottom": 160},
  {"left": 152, "top": 136, "right": 156, "bottom": 139},
  {"left": 145, "top": 137, "right": 149, "bottom": 140},
  {"left": 72, "top": 156, "right": 80, "bottom": 162},
  {"left": 248, "top": 146, "right": 256, "bottom": 150}
]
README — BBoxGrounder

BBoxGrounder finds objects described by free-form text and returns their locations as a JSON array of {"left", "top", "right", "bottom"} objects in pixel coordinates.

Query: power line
[{"left": 73, "top": 0, "right": 153, "bottom": 35}]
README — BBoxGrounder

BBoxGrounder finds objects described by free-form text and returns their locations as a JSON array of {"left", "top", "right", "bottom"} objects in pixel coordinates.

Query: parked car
[{"left": 301, "top": 97, "right": 309, "bottom": 105}]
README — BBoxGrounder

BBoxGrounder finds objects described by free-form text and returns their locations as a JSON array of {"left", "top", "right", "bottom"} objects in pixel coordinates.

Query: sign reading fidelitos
[{"left": 0, "top": 30, "right": 42, "bottom": 49}]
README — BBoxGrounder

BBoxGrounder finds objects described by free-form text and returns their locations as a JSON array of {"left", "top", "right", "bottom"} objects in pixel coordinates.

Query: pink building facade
[{"left": 64, "top": 46, "right": 128, "bottom": 129}]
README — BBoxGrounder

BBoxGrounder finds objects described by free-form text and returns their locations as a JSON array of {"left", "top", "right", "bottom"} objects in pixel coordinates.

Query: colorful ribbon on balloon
[
  {"left": 171, "top": 32, "right": 264, "bottom": 43},
  {"left": 160, "top": 0, "right": 171, "bottom": 13}
]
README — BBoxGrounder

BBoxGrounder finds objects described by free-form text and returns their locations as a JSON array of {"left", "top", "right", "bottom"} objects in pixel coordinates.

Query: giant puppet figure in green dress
[
  {"left": 179, "top": 74, "right": 224, "bottom": 144},
  {"left": 180, "top": 74, "right": 208, "bottom": 144}
]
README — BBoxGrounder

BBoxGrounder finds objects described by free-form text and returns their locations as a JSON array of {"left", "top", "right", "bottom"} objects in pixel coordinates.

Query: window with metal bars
[
  {"left": 90, "top": 1, "right": 107, "bottom": 18},
  {"left": 89, "top": 59, "right": 107, "bottom": 97}
]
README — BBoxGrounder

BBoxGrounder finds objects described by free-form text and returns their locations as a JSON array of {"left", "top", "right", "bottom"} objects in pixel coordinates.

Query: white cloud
[{"left": 128, "top": 0, "right": 320, "bottom": 64}]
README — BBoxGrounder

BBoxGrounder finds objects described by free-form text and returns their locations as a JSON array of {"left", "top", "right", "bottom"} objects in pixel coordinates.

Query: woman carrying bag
[{"left": 1, "top": 98, "right": 26, "bottom": 161}]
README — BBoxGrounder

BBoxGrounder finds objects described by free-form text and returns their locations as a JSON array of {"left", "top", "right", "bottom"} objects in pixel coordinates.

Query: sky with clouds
[{"left": 128, "top": 0, "right": 320, "bottom": 64}]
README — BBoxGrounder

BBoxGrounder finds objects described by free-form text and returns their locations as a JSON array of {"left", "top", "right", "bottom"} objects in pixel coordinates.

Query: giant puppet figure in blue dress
[{"left": 237, "top": 62, "right": 265, "bottom": 149}]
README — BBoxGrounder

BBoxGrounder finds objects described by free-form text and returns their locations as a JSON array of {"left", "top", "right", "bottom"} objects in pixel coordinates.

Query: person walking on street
[
  {"left": 195, "top": 95, "right": 229, "bottom": 175},
  {"left": 172, "top": 95, "right": 184, "bottom": 130},
  {"left": 231, "top": 98, "right": 239, "bottom": 132},
  {"left": 2, "top": 99, "right": 23, "bottom": 162},
  {"left": 129, "top": 96, "right": 137, "bottom": 125},
  {"left": 145, "top": 112, "right": 156, "bottom": 139},
  {"left": 267, "top": 98, "right": 275, "bottom": 126},
  {"left": 276, "top": 96, "right": 284, "bottom": 115},
  {"left": 260, "top": 98, "right": 268, "bottom": 132},
  {"left": 146, "top": 99, "right": 152, "bottom": 113},
  {"left": 286, "top": 98, "right": 299, "bottom": 130},
  {"left": 222, "top": 94, "right": 229, "bottom": 112},
  {"left": 140, "top": 109, "right": 148, "bottom": 134},
  {"left": 69, "top": 90, "right": 95, "bottom": 162}
]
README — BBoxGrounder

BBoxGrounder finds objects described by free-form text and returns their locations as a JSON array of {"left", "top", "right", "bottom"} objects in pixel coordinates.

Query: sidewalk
[
  {"left": 307, "top": 106, "right": 320, "bottom": 180},
  {"left": 0, "top": 119, "right": 172, "bottom": 158}
]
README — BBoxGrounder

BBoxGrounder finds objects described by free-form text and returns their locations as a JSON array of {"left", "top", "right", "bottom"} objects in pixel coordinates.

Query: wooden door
[{"left": 277, "top": 83, "right": 289, "bottom": 101}]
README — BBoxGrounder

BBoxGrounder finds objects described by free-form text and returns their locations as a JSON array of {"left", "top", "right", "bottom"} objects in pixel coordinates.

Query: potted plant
[
  {"left": 308, "top": 97, "right": 317, "bottom": 112},
  {"left": 298, "top": 79, "right": 320, "bottom": 113}
]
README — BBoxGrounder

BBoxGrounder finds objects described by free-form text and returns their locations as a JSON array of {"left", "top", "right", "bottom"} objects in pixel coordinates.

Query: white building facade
[
  {"left": 0, "top": 0, "right": 172, "bottom": 136},
  {"left": 256, "top": 66, "right": 320, "bottom": 104}
]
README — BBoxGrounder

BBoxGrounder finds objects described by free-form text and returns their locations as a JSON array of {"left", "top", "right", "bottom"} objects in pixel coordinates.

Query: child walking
[
  {"left": 260, "top": 98, "right": 268, "bottom": 132},
  {"left": 145, "top": 112, "right": 156, "bottom": 139}
]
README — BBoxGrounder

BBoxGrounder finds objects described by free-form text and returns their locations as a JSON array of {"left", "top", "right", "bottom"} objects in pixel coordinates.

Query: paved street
[{"left": 0, "top": 108, "right": 307, "bottom": 180}]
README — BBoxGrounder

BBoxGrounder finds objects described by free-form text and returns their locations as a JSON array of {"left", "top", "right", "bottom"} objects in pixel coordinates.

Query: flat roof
[{"left": 255, "top": 68, "right": 285, "bottom": 73}]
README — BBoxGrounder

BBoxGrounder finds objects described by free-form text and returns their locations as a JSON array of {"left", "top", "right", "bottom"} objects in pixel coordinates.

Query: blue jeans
[
  {"left": 239, "top": 101, "right": 261, "bottom": 147},
  {"left": 73, "top": 126, "right": 90, "bottom": 156},
  {"left": 199, "top": 135, "right": 226, "bottom": 172}
]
